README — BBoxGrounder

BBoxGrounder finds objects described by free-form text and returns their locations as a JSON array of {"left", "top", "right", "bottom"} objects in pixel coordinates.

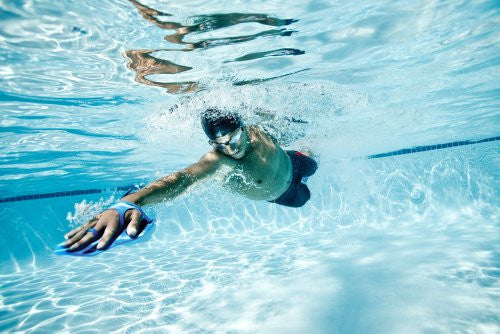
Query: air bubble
[{"left": 410, "top": 186, "right": 425, "bottom": 204}]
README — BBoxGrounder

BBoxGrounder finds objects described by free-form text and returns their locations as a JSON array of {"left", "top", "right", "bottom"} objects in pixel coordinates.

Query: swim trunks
[{"left": 270, "top": 150, "right": 318, "bottom": 208}]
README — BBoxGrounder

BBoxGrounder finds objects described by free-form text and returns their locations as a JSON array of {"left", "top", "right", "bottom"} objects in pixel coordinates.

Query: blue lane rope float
[{"left": 1, "top": 135, "right": 498, "bottom": 204}]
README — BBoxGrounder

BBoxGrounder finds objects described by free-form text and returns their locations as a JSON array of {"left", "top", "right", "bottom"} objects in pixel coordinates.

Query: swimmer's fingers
[
  {"left": 64, "top": 225, "right": 83, "bottom": 240},
  {"left": 126, "top": 210, "right": 143, "bottom": 238},
  {"left": 96, "top": 219, "right": 121, "bottom": 250},
  {"left": 62, "top": 227, "right": 88, "bottom": 248},
  {"left": 64, "top": 216, "right": 98, "bottom": 240},
  {"left": 62, "top": 217, "right": 99, "bottom": 248},
  {"left": 67, "top": 227, "right": 103, "bottom": 252}
]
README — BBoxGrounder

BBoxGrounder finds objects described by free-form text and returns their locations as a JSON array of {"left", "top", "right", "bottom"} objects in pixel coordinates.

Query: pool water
[{"left": 1, "top": 0, "right": 499, "bottom": 333}]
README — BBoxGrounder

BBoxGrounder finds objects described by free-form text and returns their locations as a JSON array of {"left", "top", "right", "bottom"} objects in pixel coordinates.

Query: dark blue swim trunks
[{"left": 270, "top": 150, "right": 318, "bottom": 208}]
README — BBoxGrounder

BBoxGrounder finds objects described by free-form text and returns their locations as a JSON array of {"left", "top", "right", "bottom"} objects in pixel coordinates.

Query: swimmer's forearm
[
  {"left": 121, "top": 154, "right": 219, "bottom": 206},
  {"left": 122, "top": 172, "right": 195, "bottom": 206}
]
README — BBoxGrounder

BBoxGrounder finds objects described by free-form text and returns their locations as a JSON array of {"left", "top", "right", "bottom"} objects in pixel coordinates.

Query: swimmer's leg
[
  {"left": 273, "top": 183, "right": 311, "bottom": 208},
  {"left": 294, "top": 151, "right": 318, "bottom": 177}
]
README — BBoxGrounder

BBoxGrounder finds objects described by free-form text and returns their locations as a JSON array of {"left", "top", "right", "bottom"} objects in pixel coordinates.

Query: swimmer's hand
[{"left": 61, "top": 208, "right": 144, "bottom": 251}]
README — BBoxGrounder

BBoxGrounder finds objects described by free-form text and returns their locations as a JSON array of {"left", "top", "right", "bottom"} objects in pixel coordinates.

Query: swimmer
[{"left": 62, "top": 108, "right": 317, "bottom": 251}]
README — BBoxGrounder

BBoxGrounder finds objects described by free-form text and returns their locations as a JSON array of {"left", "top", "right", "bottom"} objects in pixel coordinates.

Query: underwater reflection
[
  {"left": 130, "top": 0, "right": 297, "bottom": 49},
  {"left": 225, "top": 48, "right": 305, "bottom": 63},
  {"left": 124, "top": 49, "right": 198, "bottom": 94},
  {"left": 168, "top": 28, "right": 296, "bottom": 50},
  {"left": 234, "top": 68, "right": 310, "bottom": 86},
  {"left": 126, "top": 0, "right": 302, "bottom": 94}
]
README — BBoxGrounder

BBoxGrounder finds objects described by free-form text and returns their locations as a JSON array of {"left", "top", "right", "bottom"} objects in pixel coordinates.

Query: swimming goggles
[{"left": 209, "top": 127, "right": 243, "bottom": 151}]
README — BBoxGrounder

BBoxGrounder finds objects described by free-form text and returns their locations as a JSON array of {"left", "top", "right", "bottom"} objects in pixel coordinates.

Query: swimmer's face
[{"left": 209, "top": 127, "right": 248, "bottom": 159}]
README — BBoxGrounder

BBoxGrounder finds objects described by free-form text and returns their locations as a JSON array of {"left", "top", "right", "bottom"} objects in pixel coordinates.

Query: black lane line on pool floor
[
  {"left": 1, "top": 135, "right": 499, "bottom": 204},
  {"left": 0, "top": 185, "right": 138, "bottom": 204},
  {"left": 366, "top": 135, "right": 499, "bottom": 159}
]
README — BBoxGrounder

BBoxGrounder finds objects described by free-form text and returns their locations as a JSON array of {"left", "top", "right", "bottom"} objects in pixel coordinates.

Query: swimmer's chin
[{"left": 230, "top": 149, "right": 246, "bottom": 159}]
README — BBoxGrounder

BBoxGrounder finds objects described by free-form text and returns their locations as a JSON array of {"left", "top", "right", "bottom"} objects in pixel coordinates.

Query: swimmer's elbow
[{"left": 184, "top": 153, "right": 221, "bottom": 181}]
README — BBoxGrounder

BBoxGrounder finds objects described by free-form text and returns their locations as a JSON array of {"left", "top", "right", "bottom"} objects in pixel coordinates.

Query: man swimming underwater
[{"left": 62, "top": 109, "right": 317, "bottom": 251}]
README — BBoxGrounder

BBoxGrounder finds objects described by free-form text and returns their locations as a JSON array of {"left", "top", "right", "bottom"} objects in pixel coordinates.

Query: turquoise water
[{"left": 1, "top": 0, "right": 499, "bottom": 332}]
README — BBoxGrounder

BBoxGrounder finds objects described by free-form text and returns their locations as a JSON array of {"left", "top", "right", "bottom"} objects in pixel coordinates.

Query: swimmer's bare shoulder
[
  {"left": 194, "top": 149, "right": 235, "bottom": 173},
  {"left": 186, "top": 150, "right": 226, "bottom": 177}
]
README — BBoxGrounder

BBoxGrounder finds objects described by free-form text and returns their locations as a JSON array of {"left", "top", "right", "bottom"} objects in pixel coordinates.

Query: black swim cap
[{"left": 201, "top": 108, "right": 243, "bottom": 140}]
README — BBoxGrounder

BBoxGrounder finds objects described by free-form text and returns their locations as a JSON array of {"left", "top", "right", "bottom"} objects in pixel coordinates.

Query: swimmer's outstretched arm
[
  {"left": 62, "top": 152, "right": 221, "bottom": 251},
  {"left": 123, "top": 152, "right": 220, "bottom": 205}
]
